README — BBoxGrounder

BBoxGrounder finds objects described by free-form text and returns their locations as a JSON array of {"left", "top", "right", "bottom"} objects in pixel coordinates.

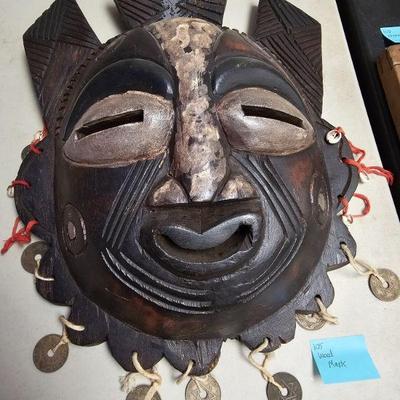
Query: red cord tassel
[
  {"left": 10, "top": 179, "right": 31, "bottom": 189},
  {"left": 336, "top": 127, "right": 394, "bottom": 185},
  {"left": 1, "top": 218, "right": 38, "bottom": 254},
  {"left": 30, "top": 139, "right": 42, "bottom": 155},
  {"left": 339, "top": 193, "right": 371, "bottom": 223}
]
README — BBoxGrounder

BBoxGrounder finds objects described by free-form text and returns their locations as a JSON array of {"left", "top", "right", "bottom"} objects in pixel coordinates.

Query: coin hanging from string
[
  {"left": 21, "top": 241, "right": 49, "bottom": 274},
  {"left": 341, "top": 243, "right": 399, "bottom": 302},
  {"left": 33, "top": 334, "right": 69, "bottom": 373},
  {"left": 266, "top": 372, "right": 302, "bottom": 400},
  {"left": 369, "top": 269, "right": 400, "bottom": 302},
  {"left": 126, "top": 385, "right": 161, "bottom": 400},
  {"left": 185, "top": 375, "right": 221, "bottom": 400},
  {"left": 295, "top": 312, "right": 326, "bottom": 331}
]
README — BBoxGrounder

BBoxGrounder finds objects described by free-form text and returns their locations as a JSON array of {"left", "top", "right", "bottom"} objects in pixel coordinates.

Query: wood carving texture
[
  {"left": 23, "top": 0, "right": 100, "bottom": 130},
  {"left": 254, "top": 0, "right": 323, "bottom": 116},
  {"left": 115, "top": 0, "right": 228, "bottom": 28}
]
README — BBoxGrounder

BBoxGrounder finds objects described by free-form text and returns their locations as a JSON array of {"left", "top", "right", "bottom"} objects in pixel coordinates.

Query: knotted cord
[
  {"left": 341, "top": 244, "right": 387, "bottom": 287},
  {"left": 248, "top": 339, "right": 285, "bottom": 393}
]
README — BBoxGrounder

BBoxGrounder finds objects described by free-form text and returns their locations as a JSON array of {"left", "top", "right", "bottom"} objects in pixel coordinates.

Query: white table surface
[{"left": 0, "top": 1, "right": 399, "bottom": 399}]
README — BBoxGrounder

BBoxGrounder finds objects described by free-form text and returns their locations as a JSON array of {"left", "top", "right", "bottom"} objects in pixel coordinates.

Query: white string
[
  {"left": 176, "top": 360, "right": 194, "bottom": 384},
  {"left": 59, "top": 316, "right": 85, "bottom": 332},
  {"left": 51, "top": 316, "right": 85, "bottom": 354},
  {"left": 34, "top": 255, "right": 54, "bottom": 282},
  {"left": 175, "top": 360, "right": 215, "bottom": 397},
  {"left": 315, "top": 297, "right": 338, "bottom": 324},
  {"left": 248, "top": 339, "right": 285, "bottom": 393},
  {"left": 121, "top": 353, "right": 162, "bottom": 400},
  {"left": 341, "top": 244, "right": 387, "bottom": 286}
]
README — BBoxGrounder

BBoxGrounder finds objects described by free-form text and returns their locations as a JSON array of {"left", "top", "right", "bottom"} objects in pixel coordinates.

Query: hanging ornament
[
  {"left": 248, "top": 339, "right": 302, "bottom": 400},
  {"left": 21, "top": 241, "right": 48, "bottom": 274},
  {"left": 342, "top": 244, "right": 400, "bottom": 302},
  {"left": 33, "top": 334, "right": 69, "bottom": 373},
  {"left": 33, "top": 316, "right": 84, "bottom": 373},
  {"left": 296, "top": 297, "right": 338, "bottom": 331},
  {"left": 266, "top": 372, "right": 302, "bottom": 400},
  {"left": 185, "top": 375, "right": 221, "bottom": 400}
]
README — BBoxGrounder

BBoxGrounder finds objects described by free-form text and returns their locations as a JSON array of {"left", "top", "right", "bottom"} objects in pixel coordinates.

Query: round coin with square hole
[
  {"left": 369, "top": 269, "right": 400, "bottom": 302},
  {"left": 21, "top": 241, "right": 49, "bottom": 274},
  {"left": 267, "top": 372, "right": 302, "bottom": 400},
  {"left": 126, "top": 385, "right": 161, "bottom": 400},
  {"left": 185, "top": 375, "right": 221, "bottom": 400},
  {"left": 33, "top": 334, "right": 69, "bottom": 373},
  {"left": 296, "top": 312, "right": 326, "bottom": 330}
]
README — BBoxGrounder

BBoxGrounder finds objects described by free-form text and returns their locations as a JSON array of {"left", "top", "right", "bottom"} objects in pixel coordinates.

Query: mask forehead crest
[
  {"left": 114, "top": 0, "right": 227, "bottom": 29},
  {"left": 254, "top": 0, "right": 323, "bottom": 116},
  {"left": 23, "top": 0, "right": 101, "bottom": 128}
]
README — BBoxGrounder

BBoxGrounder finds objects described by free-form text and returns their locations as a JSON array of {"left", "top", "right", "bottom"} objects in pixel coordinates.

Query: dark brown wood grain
[{"left": 254, "top": 0, "right": 323, "bottom": 117}]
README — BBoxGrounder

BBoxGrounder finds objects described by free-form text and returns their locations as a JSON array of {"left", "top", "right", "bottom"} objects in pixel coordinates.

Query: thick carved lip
[
  {"left": 156, "top": 216, "right": 255, "bottom": 263},
  {"left": 140, "top": 198, "right": 264, "bottom": 279},
  {"left": 160, "top": 216, "right": 254, "bottom": 250}
]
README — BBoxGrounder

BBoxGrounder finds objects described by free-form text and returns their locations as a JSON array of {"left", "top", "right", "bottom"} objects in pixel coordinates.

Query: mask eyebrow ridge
[{"left": 212, "top": 57, "right": 304, "bottom": 104}]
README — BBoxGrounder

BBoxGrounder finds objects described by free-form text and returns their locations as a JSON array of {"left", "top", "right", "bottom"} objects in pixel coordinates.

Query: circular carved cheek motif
[{"left": 62, "top": 204, "right": 87, "bottom": 255}]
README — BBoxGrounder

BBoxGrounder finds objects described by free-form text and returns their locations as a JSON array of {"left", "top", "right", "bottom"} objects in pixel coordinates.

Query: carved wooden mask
[{"left": 15, "top": 0, "right": 358, "bottom": 375}]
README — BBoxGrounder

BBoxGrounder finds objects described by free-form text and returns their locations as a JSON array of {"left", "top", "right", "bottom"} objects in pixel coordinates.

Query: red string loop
[
  {"left": 30, "top": 139, "right": 42, "bottom": 155},
  {"left": 339, "top": 193, "right": 371, "bottom": 223},
  {"left": 1, "top": 218, "right": 38, "bottom": 254},
  {"left": 29, "top": 127, "right": 48, "bottom": 155},
  {"left": 7, "top": 179, "right": 31, "bottom": 197},
  {"left": 10, "top": 179, "right": 31, "bottom": 189},
  {"left": 336, "top": 127, "right": 394, "bottom": 185}
]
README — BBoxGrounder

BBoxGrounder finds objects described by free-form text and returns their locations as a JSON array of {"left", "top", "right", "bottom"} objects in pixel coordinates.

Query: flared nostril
[
  {"left": 216, "top": 174, "right": 258, "bottom": 201},
  {"left": 149, "top": 177, "right": 188, "bottom": 206}
]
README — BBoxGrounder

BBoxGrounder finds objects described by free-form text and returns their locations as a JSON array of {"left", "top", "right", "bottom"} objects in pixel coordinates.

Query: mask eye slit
[
  {"left": 77, "top": 109, "right": 144, "bottom": 138},
  {"left": 241, "top": 105, "right": 304, "bottom": 129}
]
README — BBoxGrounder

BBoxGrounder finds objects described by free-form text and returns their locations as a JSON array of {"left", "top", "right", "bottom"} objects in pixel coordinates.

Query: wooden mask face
[
  {"left": 55, "top": 18, "right": 328, "bottom": 338},
  {"left": 16, "top": 0, "right": 358, "bottom": 374}
]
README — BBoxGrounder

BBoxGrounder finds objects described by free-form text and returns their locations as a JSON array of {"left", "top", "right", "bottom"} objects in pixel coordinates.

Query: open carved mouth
[
  {"left": 157, "top": 216, "right": 255, "bottom": 263},
  {"left": 140, "top": 199, "right": 264, "bottom": 279}
]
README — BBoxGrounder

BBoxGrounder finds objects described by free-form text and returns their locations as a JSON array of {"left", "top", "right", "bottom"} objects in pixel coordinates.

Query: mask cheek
[{"left": 267, "top": 148, "right": 331, "bottom": 225}]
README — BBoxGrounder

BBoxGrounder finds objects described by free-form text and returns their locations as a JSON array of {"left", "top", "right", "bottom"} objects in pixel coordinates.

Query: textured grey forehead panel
[{"left": 149, "top": 18, "right": 226, "bottom": 202}]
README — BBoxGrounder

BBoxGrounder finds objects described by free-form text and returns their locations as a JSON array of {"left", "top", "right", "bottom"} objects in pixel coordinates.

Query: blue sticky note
[
  {"left": 381, "top": 26, "right": 400, "bottom": 43},
  {"left": 310, "top": 335, "right": 380, "bottom": 384}
]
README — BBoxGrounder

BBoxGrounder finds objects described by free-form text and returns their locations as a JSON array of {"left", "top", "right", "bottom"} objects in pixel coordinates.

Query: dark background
[{"left": 336, "top": 0, "right": 400, "bottom": 216}]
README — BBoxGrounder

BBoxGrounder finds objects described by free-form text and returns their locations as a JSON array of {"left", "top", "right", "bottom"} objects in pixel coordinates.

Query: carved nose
[
  {"left": 171, "top": 109, "right": 228, "bottom": 202},
  {"left": 149, "top": 173, "right": 257, "bottom": 206},
  {"left": 150, "top": 109, "right": 230, "bottom": 203},
  {"left": 148, "top": 96, "right": 258, "bottom": 205}
]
